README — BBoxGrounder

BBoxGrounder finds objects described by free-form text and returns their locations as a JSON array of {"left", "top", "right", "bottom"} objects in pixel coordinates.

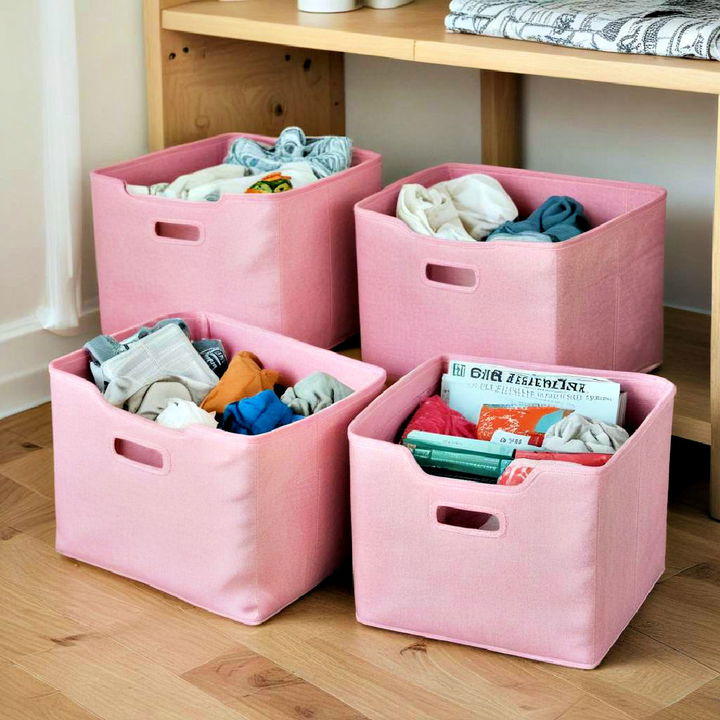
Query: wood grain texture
[
  {"left": 1, "top": 404, "right": 720, "bottom": 719},
  {"left": 162, "top": 0, "right": 720, "bottom": 94},
  {"left": 144, "top": 0, "right": 345, "bottom": 150},
  {"left": 0, "top": 662, "right": 101, "bottom": 720},
  {"left": 480, "top": 70, "right": 521, "bottom": 167},
  {"left": 711, "top": 96, "right": 720, "bottom": 518},
  {"left": 656, "top": 307, "right": 710, "bottom": 445}
]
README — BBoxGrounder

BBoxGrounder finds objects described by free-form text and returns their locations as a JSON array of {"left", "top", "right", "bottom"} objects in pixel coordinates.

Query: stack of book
[{"left": 403, "top": 360, "right": 625, "bottom": 482}]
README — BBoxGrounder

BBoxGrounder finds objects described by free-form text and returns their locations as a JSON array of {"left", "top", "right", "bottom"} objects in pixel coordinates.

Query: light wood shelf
[
  {"left": 163, "top": 0, "right": 720, "bottom": 94},
  {"left": 659, "top": 307, "right": 710, "bottom": 445}
]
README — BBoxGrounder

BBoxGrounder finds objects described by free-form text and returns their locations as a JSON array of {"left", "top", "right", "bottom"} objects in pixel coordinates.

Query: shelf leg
[
  {"left": 480, "top": 70, "right": 522, "bottom": 167},
  {"left": 711, "top": 95, "right": 720, "bottom": 520},
  {"left": 143, "top": 0, "right": 345, "bottom": 150}
]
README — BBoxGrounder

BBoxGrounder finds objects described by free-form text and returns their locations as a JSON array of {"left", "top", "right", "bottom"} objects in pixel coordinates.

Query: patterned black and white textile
[{"left": 445, "top": 1, "right": 720, "bottom": 60}]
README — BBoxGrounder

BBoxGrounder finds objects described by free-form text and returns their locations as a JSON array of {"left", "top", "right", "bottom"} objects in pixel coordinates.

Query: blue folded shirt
[
  {"left": 487, "top": 195, "right": 589, "bottom": 243},
  {"left": 220, "top": 389, "right": 304, "bottom": 435}
]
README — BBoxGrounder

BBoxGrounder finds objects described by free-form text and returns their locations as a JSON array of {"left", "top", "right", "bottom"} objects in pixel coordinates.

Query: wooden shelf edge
[
  {"left": 163, "top": 0, "right": 720, "bottom": 95},
  {"left": 656, "top": 307, "right": 710, "bottom": 445}
]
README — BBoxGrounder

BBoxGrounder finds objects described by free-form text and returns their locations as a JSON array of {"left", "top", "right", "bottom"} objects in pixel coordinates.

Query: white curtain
[{"left": 38, "top": 0, "right": 82, "bottom": 334}]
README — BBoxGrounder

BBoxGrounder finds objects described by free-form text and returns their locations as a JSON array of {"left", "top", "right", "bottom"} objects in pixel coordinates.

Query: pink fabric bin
[
  {"left": 49, "top": 312, "right": 386, "bottom": 625},
  {"left": 91, "top": 133, "right": 382, "bottom": 345},
  {"left": 355, "top": 164, "right": 666, "bottom": 380},
  {"left": 349, "top": 355, "right": 675, "bottom": 668}
]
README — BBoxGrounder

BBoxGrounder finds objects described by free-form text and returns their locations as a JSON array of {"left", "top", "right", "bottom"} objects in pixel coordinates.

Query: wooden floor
[{"left": 1, "top": 405, "right": 720, "bottom": 719}]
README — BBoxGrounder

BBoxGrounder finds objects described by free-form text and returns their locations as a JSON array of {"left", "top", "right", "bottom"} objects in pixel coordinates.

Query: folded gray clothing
[
  {"left": 85, "top": 318, "right": 226, "bottom": 388},
  {"left": 280, "top": 371, "right": 353, "bottom": 416},
  {"left": 126, "top": 380, "right": 193, "bottom": 421},
  {"left": 542, "top": 412, "right": 629, "bottom": 454},
  {"left": 100, "top": 324, "right": 218, "bottom": 408},
  {"left": 193, "top": 339, "right": 228, "bottom": 377}
]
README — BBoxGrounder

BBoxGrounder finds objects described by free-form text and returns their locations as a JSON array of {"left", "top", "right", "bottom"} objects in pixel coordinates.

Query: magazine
[{"left": 441, "top": 360, "right": 624, "bottom": 426}]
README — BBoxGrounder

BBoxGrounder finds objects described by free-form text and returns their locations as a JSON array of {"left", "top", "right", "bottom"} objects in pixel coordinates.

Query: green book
[{"left": 402, "top": 431, "right": 515, "bottom": 480}]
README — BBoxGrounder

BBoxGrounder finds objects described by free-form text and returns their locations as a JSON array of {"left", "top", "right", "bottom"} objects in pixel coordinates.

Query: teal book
[{"left": 402, "top": 430, "right": 515, "bottom": 480}]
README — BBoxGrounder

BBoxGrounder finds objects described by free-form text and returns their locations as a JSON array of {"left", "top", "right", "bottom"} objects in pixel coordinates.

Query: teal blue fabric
[
  {"left": 220, "top": 389, "right": 303, "bottom": 435},
  {"left": 487, "top": 195, "right": 589, "bottom": 243},
  {"left": 224, "top": 127, "right": 352, "bottom": 179}
]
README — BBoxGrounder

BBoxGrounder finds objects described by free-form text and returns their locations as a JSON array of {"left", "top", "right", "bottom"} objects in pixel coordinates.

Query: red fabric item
[
  {"left": 515, "top": 452, "right": 612, "bottom": 467},
  {"left": 498, "top": 453, "right": 612, "bottom": 486},
  {"left": 402, "top": 395, "right": 476, "bottom": 439}
]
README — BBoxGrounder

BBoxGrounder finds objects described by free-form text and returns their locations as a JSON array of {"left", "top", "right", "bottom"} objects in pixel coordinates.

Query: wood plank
[
  {"left": 15, "top": 635, "right": 246, "bottom": 720},
  {"left": 164, "top": 0, "right": 417, "bottom": 61},
  {"left": 0, "top": 662, "right": 101, "bottom": 720},
  {"left": 648, "top": 677, "right": 720, "bottom": 720},
  {"left": 0, "top": 577, "right": 91, "bottom": 663},
  {"left": 183, "top": 646, "right": 367, "bottom": 719},
  {"left": 0, "top": 475, "right": 55, "bottom": 544},
  {"left": 543, "top": 628, "right": 718, "bottom": 719},
  {"left": 315, "top": 612, "right": 586, "bottom": 720},
  {"left": 553, "top": 695, "right": 633, "bottom": 720},
  {"left": 656, "top": 307, "right": 710, "bottom": 445},
  {"left": 0, "top": 533, "right": 181, "bottom": 632},
  {"left": 480, "top": 70, "right": 521, "bottom": 167},
  {"left": 146, "top": 0, "right": 345, "bottom": 149},
  {"left": 0, "top": 403, "right": 53, "bottom": 448},
  {"left": 143, "top": 1, "right": 195, "bottom": 151},
  {"left": 161, "top": 34, "right": 345, "bottom": 147},
  {"left": 111, "top": 605, "right": 242, "bottom": 675},
  {"left": 0, "top": 447, "right": 54, "bottom": 499},
  {"left": 710, "top": 95, "right": 720, "bottom": 518},
  {"left": 162, "top": 0, "right": 720, "bottom": 95},
  {"left": 631, "top": 560, "right": 720, "bottom": 672}
]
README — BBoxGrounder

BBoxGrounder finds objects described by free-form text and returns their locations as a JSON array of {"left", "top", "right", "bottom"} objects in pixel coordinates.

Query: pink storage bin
[
  {"left": 349, "top": 355, "right": 675, "bottom": 668},
  {"left": 91, "top": 133, "right": 382, "bottom": 346},
  {"left": 355, "top": 163, "right": 666, "bottom": 380},
  {"left": 49, "top": 312, "right": 386, "bottom": 625}
]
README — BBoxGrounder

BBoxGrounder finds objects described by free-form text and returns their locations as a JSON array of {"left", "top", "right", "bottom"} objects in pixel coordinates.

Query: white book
[{"left": 441, "top": 360, "right": 623, "bottom": 426}]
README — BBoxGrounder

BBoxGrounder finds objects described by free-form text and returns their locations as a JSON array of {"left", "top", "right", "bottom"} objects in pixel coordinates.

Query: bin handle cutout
[
  {"left": 114, "top": 438, "right": 167, "bottom": 472},
  {"left": 425, "top": 263, "right": 479, "bottom": 291},
  {"left": 154, "top": 221, "right": 202, "bottom": 243},
  {"left": 436, "top": 505, "right": 505, "bottom": 536}
]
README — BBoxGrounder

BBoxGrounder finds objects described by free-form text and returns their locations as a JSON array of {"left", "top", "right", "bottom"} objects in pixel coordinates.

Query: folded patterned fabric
[
  {"left": 220, "top": 389, "right": 304, "bottom": 435},
  {"left": 85, "top": 318, "right": 226, "bottom": 389},
  {"left": 225, "top": 126, "right": 353, "bottom": 179},
  {"left": 100, "top": 324, "right": 219, "bottom": 409},
  {"left": 126, "top": 164, "right": 251, "bottom": 199},
  {"left": 126, "top": 162, "right": 317, "bottom": 201},
  {"left": 190, "top": 162, "right": 318, "bottom": 201},
  {"left": 445, "top": 1, "right": 720, "bottom": 61},
  {"left": 397, "top": 174, "right": 518, "bottom": 242},
  {"left": 487, "top": 195, "right": 588, "bottom": 243}
]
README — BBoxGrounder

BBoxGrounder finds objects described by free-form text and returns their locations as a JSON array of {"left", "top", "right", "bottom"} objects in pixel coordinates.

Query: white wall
[
  {"left": 0, "top": 1, "right": 147, "bottom": 417},
  {"left": 0, "top": 1, "right": 45, "bottom": 326},
  {"left": 0, "top": 5, "right": 715, "bottom": 417}
]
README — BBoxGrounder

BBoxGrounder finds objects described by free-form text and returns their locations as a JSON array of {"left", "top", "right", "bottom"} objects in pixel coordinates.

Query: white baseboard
[{"left": 0, "top": 301, "right": 100, "bottom": 419}]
